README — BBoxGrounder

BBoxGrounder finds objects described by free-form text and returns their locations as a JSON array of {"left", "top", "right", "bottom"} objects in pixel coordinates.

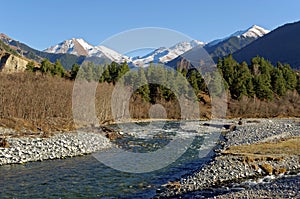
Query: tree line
[
  {"left": 217, "top": 55, "right": 299, "bottom": 100},
  {"left": 26, "top": 55, "right": 300, "bottom": 103}
]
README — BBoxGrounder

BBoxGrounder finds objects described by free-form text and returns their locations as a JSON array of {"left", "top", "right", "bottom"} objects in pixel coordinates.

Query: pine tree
[
  {"left": 81, "top": 62, "right": 96, "bottom": 82},
  {"left": 231, "top": 62, "right": 253, "bottom": 99},
  {"left": 278, "top": 63, "right": 297, "bottom": 91},
  {"left": 26, "top": 61, "right": 36, "bottom": 72},
  {"left": 208, "top": 70, "right": 224, "bottom": 98},
  {"left": 94, "top": 65, "right": 105, "bottom": 82},
  {"left": 70, "top": 63, "right": 80, "bottom": 79},
  {"left": 40, "top": 59, "right": 53, "bottom": 74},
  {"left": 175, "top": 70, "right": 189, "bottom": 97},
  {"left": 250, "top": 56, "right": 274, "bottom": 100},
  {"left": 118, "top": 61, "right": 130, "bottom": 80},
  {"left": 102, "top": 65, "right": 111, "bottom": 83},
  {"left": 109, "top": 62, "right": 119, "bottom": 84},
  {"left": 271, "top": 68, "right": 286, "bottom": 96},
  {"left": 136, "top": 67, "right": 150, "bottom": 101},
  {"left": 220, "top": 54, "right": 238, "bottom": 87},
  {"left": 187, "top": 70, "right": 199, "bottom": 94},
  {"left": 53, "top": 60, "right": 65, "bottom": 77},
  {"left": 254, "top": 74, "right": 273, "bottom": 100}
]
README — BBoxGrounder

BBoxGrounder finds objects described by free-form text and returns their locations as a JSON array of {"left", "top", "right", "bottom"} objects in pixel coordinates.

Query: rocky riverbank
[
  {"left": 155, "top": 118, "right": 300, "bottom": 198},
  {"left": 0, "top": 129, "right": 112, "bottom": 165}
]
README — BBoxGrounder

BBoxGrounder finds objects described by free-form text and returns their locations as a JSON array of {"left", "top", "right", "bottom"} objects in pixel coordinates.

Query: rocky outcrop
[{"left": 0, "top": 52, "right": 28, "bottom": 73}]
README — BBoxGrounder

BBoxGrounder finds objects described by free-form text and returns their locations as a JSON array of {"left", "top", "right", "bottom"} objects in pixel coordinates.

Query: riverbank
[
  {"left": 0, "top": 129, "right": 112, "bottom": 165},
  {"left": 155, "top": 118, "right": 300, "bottom": 198}
]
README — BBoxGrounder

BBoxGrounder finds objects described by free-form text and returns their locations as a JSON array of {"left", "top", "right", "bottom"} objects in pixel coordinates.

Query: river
[{"left": 0, "top": 121, "right": 221, "bottom": 198}]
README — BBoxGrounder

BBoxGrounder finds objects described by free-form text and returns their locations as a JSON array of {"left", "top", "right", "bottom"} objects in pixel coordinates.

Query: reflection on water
[{"left": 0, "top": 121, "right": 218, "bottom": 198}]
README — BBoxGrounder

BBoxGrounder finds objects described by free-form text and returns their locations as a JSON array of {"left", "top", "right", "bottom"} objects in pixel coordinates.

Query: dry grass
[
  {"left": 223, "top": 137, "right": 300, "bottom": 156},
  {"left": 223, "top": 138, "right": 299, "bottom": 175},
  {"left": 228, "top": 92, "right": 300, "bottom": 118},
  {"left": 0, "top": 72, "right": 208, "bottom": 136},
  {"left": 260, "top": 163, "right": 273, "bottom": 174},
  {"left": 274, "top": 167, "right": 287, "bottom": 175}
]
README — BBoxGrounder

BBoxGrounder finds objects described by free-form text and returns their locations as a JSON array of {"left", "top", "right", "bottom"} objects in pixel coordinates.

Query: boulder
[{"left": 0, "top": 53, "right": 28, "bottom": 73}]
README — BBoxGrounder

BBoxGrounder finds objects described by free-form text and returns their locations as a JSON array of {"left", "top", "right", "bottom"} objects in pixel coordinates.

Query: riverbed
[{"left": 0, "top": 120, "right": 222, "bottom": 198}]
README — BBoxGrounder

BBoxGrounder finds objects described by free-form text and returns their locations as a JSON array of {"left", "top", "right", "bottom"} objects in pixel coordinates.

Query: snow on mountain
[
  {"left": 208, "top": 25, "right": 270, "bottom": 47},
  {"left": 44, "top": 38, "right": 129, "bottom": 63},
  {"left": 132, "top": 40, "right": 205, "bottom": 66},
  {"left": 44, "top": 25, "right": 268, "bottom": 67},
  {"left": 235, "top": 25, "right": 270, "bottom": 38}
]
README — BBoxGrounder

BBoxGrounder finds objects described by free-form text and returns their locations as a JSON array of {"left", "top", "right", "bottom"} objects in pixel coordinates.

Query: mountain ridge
[
  {"left": 233, "top": 21, "right": 300, "bottom": 70},
  {"left": 204, "top": 25, "right": 270, "bottom": 61},
  {"left": 207, "top": 25, "right": 269, "bottom": 47},
  {"left": 42, "top": 25, "right": 268, "bottom": 67},
  {"left": 44, "top": 38, "right": 130, "bottom": 63},
  {"left": 0, "top": 34, "right": 111, "bottom": 70}
]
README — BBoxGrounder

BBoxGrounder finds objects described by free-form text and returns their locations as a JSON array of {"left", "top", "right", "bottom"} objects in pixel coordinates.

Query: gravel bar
[
  {"left": 0, "top": 130, "right": 112, "bottom": 165},
  {"left": 155, "top": 118, "right": 300, "bottom": 198}
]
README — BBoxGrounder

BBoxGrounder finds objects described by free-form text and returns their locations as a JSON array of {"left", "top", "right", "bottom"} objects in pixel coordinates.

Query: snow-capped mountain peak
[
  {"left": 44, "top": 25, "right": 269, "bottom": 67},
  {"left": 170, "top": 40, "right": 205, "bottom": 53},
  {"left": 44, "top": 38, "right": 129, "bottom": 62},
  {"left": 132, "top": 40, "right": 205, "bottom": 67},
  {"left": 238, "top": 25, "right": 270, "bottom": 38},
  {"left": 44, "top": 38, "right": 89, "bottom": 56},
  {"left": 208, "top": 25, "right": 270, "bottom": 47}
]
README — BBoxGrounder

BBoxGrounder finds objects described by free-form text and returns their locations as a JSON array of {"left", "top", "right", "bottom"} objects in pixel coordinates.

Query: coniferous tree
[
  {"left": 53, "top": 60, "right": 65, "bottom": 77},
  {"left": 254, "top": 74, "right": 273, "bottom": 100},
  {"left": 118, "top": 62, "right": 130, "bottom": 80},
  {"left": 175, "top": 70, "right": 189, "bottom": 97},
  {"left": 220, "top": 54, "right": 238, "bottom": 87},
  {"left": 208, "top": 70, "right": 224, "bottom": 97},
  {"left": 136, "top": 67, "right": 150, "bottom": 101},
  {"left": 230, "top": 62, "right": 251, "bottom": 99},
  {"left": 71, "top": 63, "right": 80, "bottom": 79},
  {"left": 271, "top": 68, "right": 287, "bottom": 96},
  {"left": 92, "top": 65, "right": 105, "bottom": 82},
  {"left": 109, "top": 62, "right": 119, "bottom": 84},
  {"left": 102, "top": 65, "right": 111, "bottom": 83},
  {"left": 40, "top": 59, "right": 53, "bottom": 74},
  {"left": 278, "top": 63, "right": 297, "bottom": 90},
  {"left": 251, "top": 57, "right": 274, "bottom": 100},
  {"left": 26, "top": 61, "right": 36, "bottom": 72},
  {"left": 187, "top": 70, "right": 199, "bottom": 94},
  {"left": 80, "top": 62, "right": 96, "bottom": 82}
]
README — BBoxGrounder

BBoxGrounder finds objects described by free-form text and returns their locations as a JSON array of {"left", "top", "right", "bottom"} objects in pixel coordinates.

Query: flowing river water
[{"left": 0, "top": 121, "right": 221, "bottom": 198}]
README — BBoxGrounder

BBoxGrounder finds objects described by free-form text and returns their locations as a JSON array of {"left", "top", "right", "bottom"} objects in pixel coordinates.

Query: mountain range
[
  {"left": 1, "top": 21, "right": 300, "bottom": 72},
  {"left": 204, "top": 25, "right": 269, "bottom": 61},
  {"left": 42, "top": 25, "right": 269, "bottom": 67}
]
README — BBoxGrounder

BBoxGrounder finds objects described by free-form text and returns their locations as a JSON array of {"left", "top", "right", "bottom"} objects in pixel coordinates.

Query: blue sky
[{"left": 1, "top": 0, "right": 299, "bottom": 51}]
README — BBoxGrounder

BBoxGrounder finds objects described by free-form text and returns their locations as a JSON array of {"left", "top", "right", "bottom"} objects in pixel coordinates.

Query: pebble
[{"left": 0, "top": 131, "right": 112, "bottom": 165}]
